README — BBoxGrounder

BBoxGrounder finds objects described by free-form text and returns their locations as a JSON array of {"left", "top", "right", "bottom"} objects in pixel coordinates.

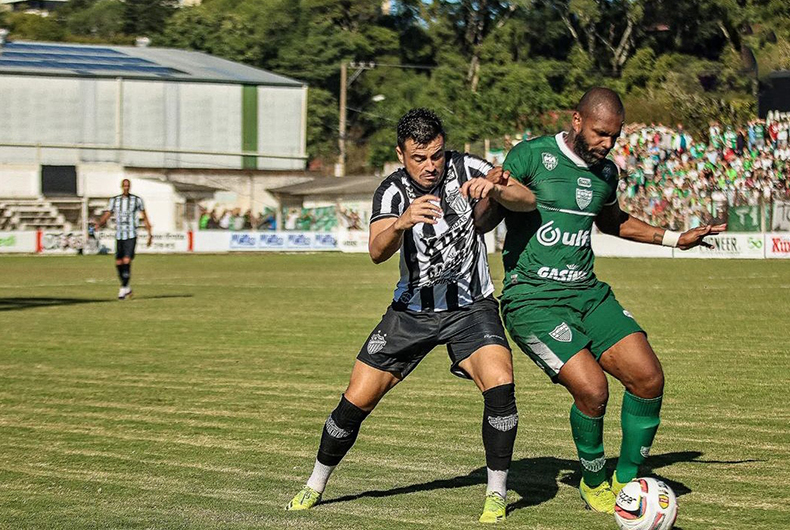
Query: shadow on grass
[
  {"left": 0, "top": 294, "right": 193, "bottom": 311},
  {"left": 321, "top": 450, "right": 760, "bottom": 516}
]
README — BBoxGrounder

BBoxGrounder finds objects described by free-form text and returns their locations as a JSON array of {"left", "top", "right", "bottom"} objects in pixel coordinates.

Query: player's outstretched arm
[
  {"left": 462, "top": 172, "right": 536, "bottom": 213},
  {"left": 595, "top": 202, "right": 727, "bottom": 250},
  {"left": 368, "top": 195, "right": 442, "bottom": 264},
  {"left": 473, "top": 167, "right": 507, "bottom": 233}
]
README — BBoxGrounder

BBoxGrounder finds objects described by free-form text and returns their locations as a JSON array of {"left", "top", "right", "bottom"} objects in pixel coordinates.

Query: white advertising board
[
  {"left": 591, "top": 234, "right": 674, "bottom": 258},
  {"left": 193, "top": 231, "right": 337, "bottom": 252},
  {"left": 765, "top": 233, "right": 790, "bottom": 258},
  {"left": 0, "top": 231, "right": 37, "bottom": 253},
  {"left": 673, "top": 233, "right": 764, "bottom": 259},
  {"left": 96, "top": 231, "right": 191, "bottom": 254},
  {"left": 337, "top": 229, "right": 370, "bottom": 254}
]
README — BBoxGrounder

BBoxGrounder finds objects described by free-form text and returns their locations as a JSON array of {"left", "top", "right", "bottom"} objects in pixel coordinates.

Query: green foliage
[
  {"left": 4, "top": 0, "right": 789, "bottom": 171},
  {"left": 5, "top": 12, "right": 66, "bottom": 41}
]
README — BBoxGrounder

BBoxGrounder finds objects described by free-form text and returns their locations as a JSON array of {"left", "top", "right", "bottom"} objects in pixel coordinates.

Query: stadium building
[{"left": 0, "top": 39, "right": 308, "bottom": 233}]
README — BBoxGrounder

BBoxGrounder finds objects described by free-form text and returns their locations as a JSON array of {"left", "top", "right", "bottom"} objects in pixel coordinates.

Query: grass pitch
[{"left": 0, "top": 253, "right": 788, "bottom": 529}]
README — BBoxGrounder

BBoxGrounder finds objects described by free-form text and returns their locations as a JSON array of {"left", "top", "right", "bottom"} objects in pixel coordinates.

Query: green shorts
[{"left": 501, "top": 281, "right": 644, "bottom": 381}]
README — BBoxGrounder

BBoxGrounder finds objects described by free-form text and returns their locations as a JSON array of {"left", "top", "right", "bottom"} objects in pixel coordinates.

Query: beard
[{"left": 573, "top": 133, "right": 609, "bottom": 166}]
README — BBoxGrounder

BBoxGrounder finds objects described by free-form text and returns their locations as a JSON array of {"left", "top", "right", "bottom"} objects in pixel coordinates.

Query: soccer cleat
[
  {"left": 124, "top": 288, "right": 133, "bottom": 299},
  {"left": 479, "top": 492, "right": 506, "bottom": 523},
  {"left": 611, "top": 471, "right": 628, "bottom": 496},
  {"left": 580, "top": 478, "right": 616, "bottom": 514},
  {"left": 118, "top": 287, "right": 126, "bottom": 300},
  {"left": 285, "top": 485, "right": 322, "bottom": 511}
]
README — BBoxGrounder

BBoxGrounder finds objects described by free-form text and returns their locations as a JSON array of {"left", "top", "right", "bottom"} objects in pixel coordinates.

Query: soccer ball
[{"left": 614, "top": 477, "right": 678, "bottom": 530}]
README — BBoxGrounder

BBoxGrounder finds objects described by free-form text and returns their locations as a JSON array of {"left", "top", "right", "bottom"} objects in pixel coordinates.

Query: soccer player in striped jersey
[
  {"left": 286, "top": 108, "right": 536, "bottom": 523},
  {"left": 95, "top": 179, "right": 153, "bottom": 300},
  {"left": 487, "top": 88, "right": 725, "bottom": 514}
]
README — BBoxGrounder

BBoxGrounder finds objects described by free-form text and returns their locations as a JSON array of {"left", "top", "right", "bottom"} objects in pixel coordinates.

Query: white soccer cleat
[{"left": 118, "top": 287, "right": 126, "bottom": 300}]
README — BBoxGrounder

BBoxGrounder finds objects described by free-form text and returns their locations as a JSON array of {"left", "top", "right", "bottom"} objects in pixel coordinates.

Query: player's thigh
[
  {"left": 355, "top": 304, "right": 437, "bottom": 392},
  {"left": 502, "top": 298, "right": 590, "bottom": 382},
  {"left": 581, "top": 282, "right": 645, "bottom": 359},
  {"left": 457, "top": 345, "right": 513, "bottom": 392},
  {"left": 344, "top": 360, "right": 402, "bottom": 412},
  {"left": 599, "top": 332, "right": 664, "bottom": 398},
  {"left": 440, "top": 297, "right": 511, "bottom": 385}
]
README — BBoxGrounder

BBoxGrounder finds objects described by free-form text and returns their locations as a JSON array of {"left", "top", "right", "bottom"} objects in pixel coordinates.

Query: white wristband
[{"left": 661, "top": 230, "right": 681, "bottom": 248}]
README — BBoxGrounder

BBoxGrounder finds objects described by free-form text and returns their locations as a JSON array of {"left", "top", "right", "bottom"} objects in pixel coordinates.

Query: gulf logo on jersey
[{"left": 536, "top": 221, "right": 591, "bottom": 247}]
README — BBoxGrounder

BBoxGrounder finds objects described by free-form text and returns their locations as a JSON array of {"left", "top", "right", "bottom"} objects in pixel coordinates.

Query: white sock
[
  {"left": 486, "top": 468, "right": 508, "bottom": 499},
  {"left": 306, "top": 459, "right": 336, "bottom": 493}
]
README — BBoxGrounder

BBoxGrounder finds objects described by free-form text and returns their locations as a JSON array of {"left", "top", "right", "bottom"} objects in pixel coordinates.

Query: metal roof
[
  {"left": 0, "top": 41, "right": 306, "bottom": 86},
  {"left": 269, "top": 176, "right": 385, "bottom": 197}
]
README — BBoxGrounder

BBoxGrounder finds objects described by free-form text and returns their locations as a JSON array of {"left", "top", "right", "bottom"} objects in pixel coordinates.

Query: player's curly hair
[{"left": 397, "top": 108, "right": 445, "bottom": 149}]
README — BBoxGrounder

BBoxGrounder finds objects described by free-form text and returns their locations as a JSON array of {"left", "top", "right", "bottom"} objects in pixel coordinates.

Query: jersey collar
[{"left": 555, "top": 132, "right": 588, "bottom": 168}]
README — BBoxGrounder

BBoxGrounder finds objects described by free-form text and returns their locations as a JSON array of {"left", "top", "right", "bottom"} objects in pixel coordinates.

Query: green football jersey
[{"left": 501, "top": 132, "right": 619, "bottom": 293}]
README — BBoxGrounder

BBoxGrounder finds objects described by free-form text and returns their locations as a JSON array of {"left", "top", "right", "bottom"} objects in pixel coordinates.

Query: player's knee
[
  {"left": 576, "top": 384, "right": 609, "bottom": 416},
  {"left": 629, "top": 368, "right": 664, "bottom": 399}
]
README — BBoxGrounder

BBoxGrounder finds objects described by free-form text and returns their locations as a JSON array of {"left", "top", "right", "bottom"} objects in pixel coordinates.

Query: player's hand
[
  {"left": 677, "top": 223, "right": 727, "bottom": 250},
  {"left": 460, "top": 178, "right": 500, "bottom": 200},
  {"left": 147, "top": 234, "right": 153, "bottom": 247},
  {"left": 395, "top": 195, "right": 443, "bottom": 229},
  {"left": 485, "top": 166, "right": 510, "bottom": 185}
]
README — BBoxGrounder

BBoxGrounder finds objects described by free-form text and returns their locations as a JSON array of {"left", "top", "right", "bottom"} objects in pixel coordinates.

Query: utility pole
[
  {"left": 336, "top": 61, "right": 376, "bottom": 177},
  {"left": 336, "top": 62, "right": 348, "bottom": 177}
]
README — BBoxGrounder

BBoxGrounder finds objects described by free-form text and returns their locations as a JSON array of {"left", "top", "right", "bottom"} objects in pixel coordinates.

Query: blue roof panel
[{"left": 0, "top": 41, "right": 306, "bottom": 86}]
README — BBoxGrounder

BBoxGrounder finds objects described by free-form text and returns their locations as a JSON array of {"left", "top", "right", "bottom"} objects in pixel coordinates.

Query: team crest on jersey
[
  {"left": 576, "top": 188, "right": 593, "bottom": 210},
  {"left": 602, "top": 163, "right": 615, "bottom": 178},
  {"left": 446, "top": 186, "right": 469, "bottom": 214},
  {"left": 542, "top": 152, "right": 558, "bottom": 171},
  {"left": 577, "top": 177, "right": 592, "bottom": 188},
  {"left": 367, "top": 331, "right": 387, "bottom": 354},
  {"left": 549, "top": 322, "right": 573, "bottom": 343}
]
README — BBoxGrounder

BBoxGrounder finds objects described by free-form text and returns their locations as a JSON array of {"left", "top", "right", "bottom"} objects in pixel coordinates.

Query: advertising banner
[
  {"left": 39, "top": 231, "right": 191, "bottom": 254},
  {"left": 592, "top": 234, "right": 674, "bottom": 258},
  {"left": 196, "top": 231, "right": 337, "bottom": 252},
  {"left": 765, "top": 233, "right": 790, "bottom": 258},
  {"left": 0, "top": 231, "right": 37, "bottom": 253},
  {"left": 772, "top": 201, "right": 790, "bottom": 231},
  {"left": 727, "top": 204, "right": 766, "bottom": 232},
  {"left": 337, "top": 229, "right": 369, "bottom": 254},
  {"left": 673, "top": 233, "right": 764, "bottom": 259}
]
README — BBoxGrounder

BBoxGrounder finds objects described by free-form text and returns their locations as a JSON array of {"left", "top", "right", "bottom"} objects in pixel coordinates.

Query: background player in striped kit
[
  {"left": 95, "top": 179, "right": 153, "bottom": 300},
  {"left": 286, "top": 108, "right": 536, "bottom": 523}
]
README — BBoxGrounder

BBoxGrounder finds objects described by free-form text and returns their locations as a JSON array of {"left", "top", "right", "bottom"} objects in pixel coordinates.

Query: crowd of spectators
[
  {"left": 613, "top": 113, "right": 790, "bottom": 230},
  {"left": 198, "top": 205, "right": 362, "bottom": 231}
]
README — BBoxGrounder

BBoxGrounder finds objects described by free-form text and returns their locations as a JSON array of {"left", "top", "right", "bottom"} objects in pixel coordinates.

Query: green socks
[
  {"left": 570, "top": 404, "right": 607, "bottom": 487},
  {"left": 616, "top": 391, "right": 662, "bottom": 483}
]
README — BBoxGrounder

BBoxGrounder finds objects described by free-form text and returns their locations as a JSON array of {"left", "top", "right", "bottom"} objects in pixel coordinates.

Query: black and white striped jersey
[
  {"left": 106, "top": 194, "right": 145, "bottom": 240},
  {"left": 370, "top": 150, "right": 495, "bottom": 312}
]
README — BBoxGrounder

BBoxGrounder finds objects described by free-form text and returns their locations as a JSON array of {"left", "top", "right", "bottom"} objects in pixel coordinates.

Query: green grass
[{"left": 1, "top": 253, "right": 789, "bottom": 529}]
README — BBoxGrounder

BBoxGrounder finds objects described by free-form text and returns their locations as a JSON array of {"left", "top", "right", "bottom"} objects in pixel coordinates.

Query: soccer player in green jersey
[{"left": 472, "top": 88, "right": 726, "bottom": 514}]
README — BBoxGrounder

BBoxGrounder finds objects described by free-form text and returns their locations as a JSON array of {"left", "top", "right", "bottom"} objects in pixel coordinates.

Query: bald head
[
  {"left": 568, "top": 87, "right": 624, "bottom": 165},
  {"left": 577, "top": 87, "right": 624, "bottom": 120}
]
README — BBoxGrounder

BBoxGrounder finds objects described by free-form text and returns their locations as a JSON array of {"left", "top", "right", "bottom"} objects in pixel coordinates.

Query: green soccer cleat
[
  {"left": 611, "top": 471, "right": 628, "bottom": 496},
  {"left": 579, "top": 478, "right": 616, "bottom": 514},
  {"left": 285, "top": 485, "right": 322, "bottom": 511},
  {"left": 479, "top": 492, "right": 507, "bottom": 523}
]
